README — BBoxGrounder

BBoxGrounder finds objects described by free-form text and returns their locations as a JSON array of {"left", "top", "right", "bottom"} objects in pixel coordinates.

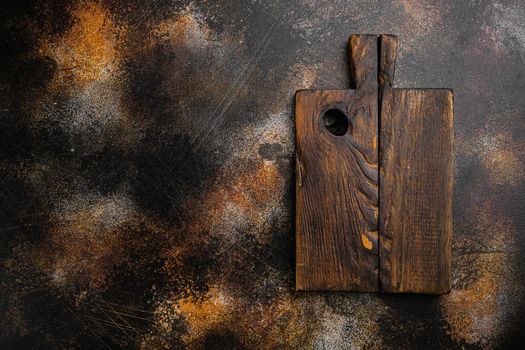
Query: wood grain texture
[
  {"left": 295, "top": 35, "right": 378, "bottom": 291},
  {"left": 296, "top": 33, "right": 452, "bottom": 293},
  {"left": 379, "top": 88, "right": 453, "bottom": 293},
  {"left": 378, "top": 34, "right": 397, "bottom": 125}
]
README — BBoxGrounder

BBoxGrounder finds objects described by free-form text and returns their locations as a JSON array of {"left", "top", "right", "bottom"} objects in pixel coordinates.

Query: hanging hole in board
[{"left": 322, "top": 108, "right": 350, "bottom": 136}]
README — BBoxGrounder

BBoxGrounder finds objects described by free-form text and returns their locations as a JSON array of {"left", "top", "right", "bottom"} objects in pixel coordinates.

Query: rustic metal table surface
[{"left": 1, "top": 0, "right": 524, "bottom": 349}]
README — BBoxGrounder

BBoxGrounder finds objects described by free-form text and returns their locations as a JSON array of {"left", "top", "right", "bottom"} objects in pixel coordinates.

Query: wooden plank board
[
  {"left": 295, "top": 35, "right": 379, "bottom": 291},
  {"left": 379, "top": 88, "right": 453, "bottom": 294},
  {"left": 296, "top": 33, "right": 452, "bottom": 293}
]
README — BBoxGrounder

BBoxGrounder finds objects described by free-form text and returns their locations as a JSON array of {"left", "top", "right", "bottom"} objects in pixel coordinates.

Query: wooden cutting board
[{"left": 295, "top": 34, "right": 453, "bottom": 293}]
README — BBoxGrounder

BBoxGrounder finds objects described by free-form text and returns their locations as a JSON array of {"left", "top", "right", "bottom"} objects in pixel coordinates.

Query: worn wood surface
[
  {"left": 379, "top": 87, "right": 453, "bottom": 293},
  {"left": 295, "top": 35, "right": 378, "bottom": 291},
  {"left": 297, "top": 34, "right": 453, "bottom": 293}
]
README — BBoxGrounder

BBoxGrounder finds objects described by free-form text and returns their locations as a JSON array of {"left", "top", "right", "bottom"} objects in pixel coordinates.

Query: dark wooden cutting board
[{"left": 295, "top": 34, "right": 453, "bottom": 293}]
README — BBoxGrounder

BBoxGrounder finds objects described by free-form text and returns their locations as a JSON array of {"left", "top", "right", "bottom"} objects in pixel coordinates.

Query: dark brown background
[{"left": 1, "top": 0, "right": 524, "bottom": 349}]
